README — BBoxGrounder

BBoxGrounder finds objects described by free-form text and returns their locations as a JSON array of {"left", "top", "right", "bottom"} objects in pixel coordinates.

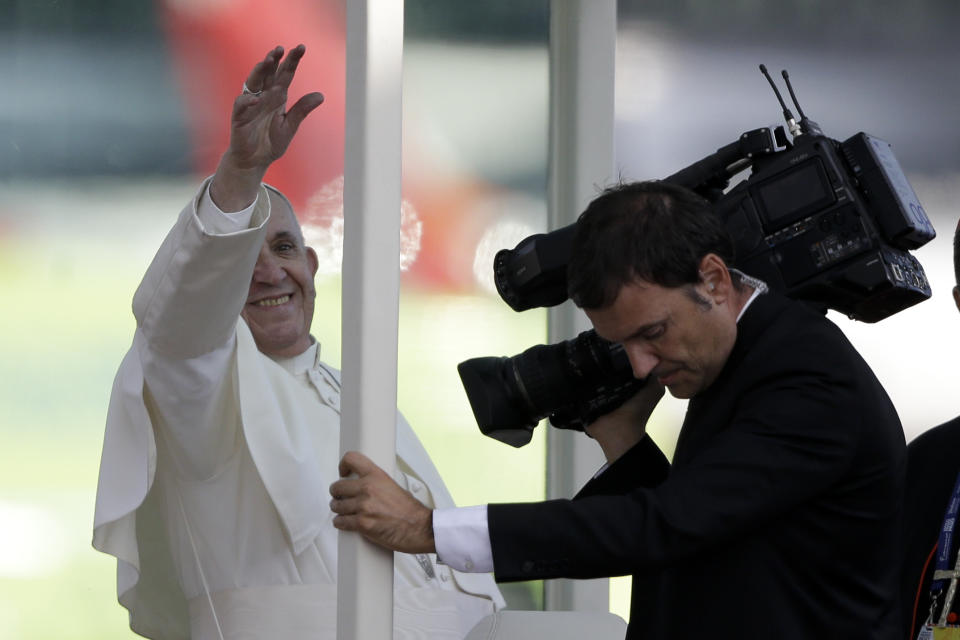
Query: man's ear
[
  {"left": 953, "top": 286, "right": 960, "bottom": 314},
  {"left": 697, "top": 253, "right": 731, "bottom": 302},
  {"left": 307, "top": 246, "right": 319, "bottom": 277}
]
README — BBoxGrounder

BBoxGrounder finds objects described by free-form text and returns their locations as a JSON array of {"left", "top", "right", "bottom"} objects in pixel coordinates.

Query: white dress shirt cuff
[
  {"left": 433, "top": 505, "right": 494, "bottom": 573},
  {"left": 197, "top": 183, "right": 258, "bottom": 234}
]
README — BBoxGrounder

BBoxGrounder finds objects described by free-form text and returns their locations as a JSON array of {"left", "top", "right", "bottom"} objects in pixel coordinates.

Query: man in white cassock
[{"left": 92, "top": 44, "right": 504, "bottom": 640}]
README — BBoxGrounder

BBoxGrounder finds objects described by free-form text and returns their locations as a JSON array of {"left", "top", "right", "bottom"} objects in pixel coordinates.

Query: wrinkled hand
[
  {"left": 210, "top": 44, "right": 325, "bottom": 211},
  {"left": 585, "top": 380, "right": 665, "bottom": 463},
  {"left": 228, "top": 44, "right": 324, "bottom": 171},
  {"left": 330, "top": 451, "right": 436, "bottom": 554}
]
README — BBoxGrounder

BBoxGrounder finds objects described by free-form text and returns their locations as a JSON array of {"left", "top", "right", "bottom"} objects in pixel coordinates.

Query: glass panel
[
  {"left": 2, "top": 3, "right": 189, "bottom": 637},
  {"left": 0, "top": 0, "right": 550, "bottom": 636},
  {"left": 399, "top": 0, "right": 551, "bottom": 611}
]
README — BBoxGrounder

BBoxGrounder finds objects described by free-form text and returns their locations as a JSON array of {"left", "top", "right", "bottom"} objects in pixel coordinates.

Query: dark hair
[
  {"left": 954, "top": 218, "right": 960, "bottom": 288},
  {"left": 567, "top": 181, "right": 735, "bottom": 309}
]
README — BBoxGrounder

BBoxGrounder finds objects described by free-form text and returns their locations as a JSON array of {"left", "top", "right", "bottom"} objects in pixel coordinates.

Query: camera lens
[{"left": 458, "top": 330, "right": 644, "bottom": 446}]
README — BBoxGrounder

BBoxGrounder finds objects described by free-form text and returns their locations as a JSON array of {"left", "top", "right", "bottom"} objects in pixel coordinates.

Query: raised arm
[
  {"left": 136, "top": 44, "right": 324, "bottom": 355},
  {"left": 133, "top": 45, "right": 324, "bottom": 477}
]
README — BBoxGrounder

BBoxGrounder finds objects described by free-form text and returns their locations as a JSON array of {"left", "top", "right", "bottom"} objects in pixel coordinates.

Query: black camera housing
[{"left": 716, "top": 130, "right": 932, "bottom": 322}]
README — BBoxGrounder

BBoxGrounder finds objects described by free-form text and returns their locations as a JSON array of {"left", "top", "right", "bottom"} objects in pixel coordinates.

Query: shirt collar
[
  {"left": 731, "top": 269, "right": 768, "bottom": 323},
  {"left": 271, "top": 337, "right": 320, "bottom": 376}
]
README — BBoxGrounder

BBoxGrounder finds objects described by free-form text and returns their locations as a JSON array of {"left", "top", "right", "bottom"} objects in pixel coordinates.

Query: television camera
[{"left": 458, "top": 65, "right": 935, "bottom": 447}]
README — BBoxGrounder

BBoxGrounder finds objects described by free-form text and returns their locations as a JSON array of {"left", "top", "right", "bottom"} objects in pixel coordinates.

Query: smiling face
[
  {"left": 240, "top": 191, "right": 319, "bottom": 358},
  {"left": 585, "top": 255, "right": 745, "bottom": 399}
]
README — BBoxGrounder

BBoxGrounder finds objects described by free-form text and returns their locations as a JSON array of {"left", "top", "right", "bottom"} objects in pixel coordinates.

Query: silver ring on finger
[{"left": 242, "top": 82, "right": 263, "bottom": 97}]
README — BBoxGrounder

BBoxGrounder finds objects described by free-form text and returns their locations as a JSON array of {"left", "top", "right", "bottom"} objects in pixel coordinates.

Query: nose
[
  {"left": 624, "top": 343, "right": 659, "bottom": 380},
  {"left": 251, "top": 248, "right": 286, "bottom": 285}
]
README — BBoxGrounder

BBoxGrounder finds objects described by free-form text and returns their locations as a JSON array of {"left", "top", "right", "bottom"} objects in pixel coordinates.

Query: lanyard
[
  {"left": 933, "top": 471, "right": 960, "bottom": 591},
  {"left": 928, "top": 469, "right": 960, "bottom": 627}
]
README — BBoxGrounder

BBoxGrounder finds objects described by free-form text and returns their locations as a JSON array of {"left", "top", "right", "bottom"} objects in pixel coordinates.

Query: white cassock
[{"left": 92, "top": 179, "right": 505, "bottom": 640}]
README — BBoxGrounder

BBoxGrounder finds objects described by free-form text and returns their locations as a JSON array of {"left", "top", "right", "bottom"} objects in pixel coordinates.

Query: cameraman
[{"left": 331, "top": 181, "right": 905, "bottom": 639}]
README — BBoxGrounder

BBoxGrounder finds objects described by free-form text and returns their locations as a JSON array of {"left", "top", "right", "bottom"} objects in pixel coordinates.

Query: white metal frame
[
  {"left": 338, "top": 2, "right": 405, "bottom": 639},
  {"left": 545, "top": 0, "right": 618, "bottom": 613}
]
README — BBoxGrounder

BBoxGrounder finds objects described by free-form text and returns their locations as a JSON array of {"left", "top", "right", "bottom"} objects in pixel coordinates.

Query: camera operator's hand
[
  {"left": 330, "top": 451, "right": 436, "bottom": 554},
  {"left": 586, "top": 381, "right": 665, "bottom": 463}
]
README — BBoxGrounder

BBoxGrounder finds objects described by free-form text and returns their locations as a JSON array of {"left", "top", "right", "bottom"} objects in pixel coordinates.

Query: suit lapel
[{"left": 673, "top": 294, "right": 791, "bottom": 466}]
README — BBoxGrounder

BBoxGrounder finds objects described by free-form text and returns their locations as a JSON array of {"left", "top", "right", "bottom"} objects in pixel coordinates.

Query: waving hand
[{"left": 210, "top": 45, "right": 325, "bottom": 212}]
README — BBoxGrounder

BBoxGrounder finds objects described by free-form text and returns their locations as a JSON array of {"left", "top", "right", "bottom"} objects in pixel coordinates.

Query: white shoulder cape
[{"left": 93, "top": 303, "right": 503, "bottom": 640}]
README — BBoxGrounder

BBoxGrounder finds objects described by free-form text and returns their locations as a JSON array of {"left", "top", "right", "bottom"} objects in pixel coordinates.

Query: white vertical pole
[
  {"left": 338, "top": 1, "right": 404, "bottom": 639},
  {"left": 545, "top": 0, "right": 617, "bottom": 613}
]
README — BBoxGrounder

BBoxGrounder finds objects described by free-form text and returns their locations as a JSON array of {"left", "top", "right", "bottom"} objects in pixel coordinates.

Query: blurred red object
[{"left": 158, "top": 0, "right": 346, "bottom": 212}]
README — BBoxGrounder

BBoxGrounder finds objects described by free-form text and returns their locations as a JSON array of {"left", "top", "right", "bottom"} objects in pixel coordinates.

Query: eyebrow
[{"left": 269, "top": 231, "right": 301, "bottom": 246}]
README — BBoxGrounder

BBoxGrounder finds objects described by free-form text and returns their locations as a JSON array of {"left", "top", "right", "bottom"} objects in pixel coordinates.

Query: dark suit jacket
[
  {"left": 488, "top": 293, "right": 905, "bottom": 639},
  {"left": 901, "top": 416, "right": 960, "bottom": 639}
]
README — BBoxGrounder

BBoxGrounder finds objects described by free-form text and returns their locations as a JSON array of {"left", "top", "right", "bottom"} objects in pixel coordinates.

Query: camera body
[
  {"left": 715, "top": 129, "right": 932, "bottom": 322},
  {"left": 458, "top": 71, "right": 935, "bottom": 447}
]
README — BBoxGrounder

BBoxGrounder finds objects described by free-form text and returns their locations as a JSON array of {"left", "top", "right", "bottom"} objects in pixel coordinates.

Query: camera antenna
[
  {"left": 759, "top": 64, "right": 801, "bottom": 138},
  {"left": 781, "top": 69, "right": 822, "bottom": 136},
  {"left": 781, "top": 69, "right": 806, "bottom": 120}
]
